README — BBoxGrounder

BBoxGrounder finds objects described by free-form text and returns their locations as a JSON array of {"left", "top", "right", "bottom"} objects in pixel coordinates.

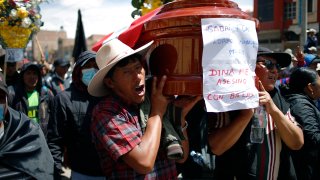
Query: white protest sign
[
  {"left": 5, "top": 48, "right": 24, "bottom": 62},
  {"left": 201, "top": 18, "right": 259, "bottom": 112}
]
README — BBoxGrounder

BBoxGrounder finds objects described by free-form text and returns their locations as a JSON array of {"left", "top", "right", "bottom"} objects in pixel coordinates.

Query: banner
[{"left": 201, "top": 18, "right": 259, "bottom": 112}]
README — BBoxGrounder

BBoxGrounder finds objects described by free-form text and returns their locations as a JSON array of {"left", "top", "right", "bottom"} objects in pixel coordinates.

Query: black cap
[
  {"left": 0, "top": 72, "right": 8, "bottom": 95},
  {"left": 257, "top": 47, "right": 291, "bottom": 68},
  {"left": 38, "top": 64, "right": 45, "bottom": 68},
  {"left": 53, "top": 58, "right": 70, "bottom": 67},
  {"left": 75, "top": 51, "right": 96, "bottom": 67},
  {"left": 20, "top": 62, "right": 40, "bottom": 74}
]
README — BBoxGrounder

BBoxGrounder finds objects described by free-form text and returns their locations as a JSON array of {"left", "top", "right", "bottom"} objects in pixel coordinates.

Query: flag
[
  {"left": 72, "top": 9, "right": 87, "bottom": 61},
  {"left": 91, "top": 7, "right": 161, "bottom": 52}
]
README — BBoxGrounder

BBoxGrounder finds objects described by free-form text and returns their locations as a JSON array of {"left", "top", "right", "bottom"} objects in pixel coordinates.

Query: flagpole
[
  {"left": 35, "top": 35, "right": 45, "bottom": 63},
  {"left": 35, "top": 35, "right": 51, "bottom": 71}
]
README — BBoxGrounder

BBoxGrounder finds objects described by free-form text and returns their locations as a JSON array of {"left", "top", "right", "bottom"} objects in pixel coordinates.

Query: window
[
  {"left": 258, "top": 0, "right": 274, "bottom": 22},
  {"left": 285, "top": 2, "right": 297, "bottom": 20},
  {"left": 308, "top": 0, "right": 313, "bottom": 13}
]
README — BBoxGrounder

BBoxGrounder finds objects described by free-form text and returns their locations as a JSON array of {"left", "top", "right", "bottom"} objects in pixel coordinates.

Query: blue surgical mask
[
  {"left": 0, "top": 104, "right": 5, "bottom": 121},
  {"left": 81, "top": 68, "right": 98, "bottom": 86}
]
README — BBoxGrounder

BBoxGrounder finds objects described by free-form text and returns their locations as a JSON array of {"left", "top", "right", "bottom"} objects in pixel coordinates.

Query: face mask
[
  {"left": 0, "top": 104, "right": 5, "bottom": 121},
  {"left": 81, "top": 68, "right": 98, "bottom": 86}
]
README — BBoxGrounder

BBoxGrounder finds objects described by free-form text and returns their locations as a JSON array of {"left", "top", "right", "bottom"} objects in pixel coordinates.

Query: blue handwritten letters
[{"left": 201, "top": 18, "right": 259, "bottom": 112}]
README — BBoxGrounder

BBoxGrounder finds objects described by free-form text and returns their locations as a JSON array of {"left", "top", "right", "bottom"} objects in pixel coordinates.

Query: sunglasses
[{"left": 257, "top": 59, "right": 281, "bottom": 70}]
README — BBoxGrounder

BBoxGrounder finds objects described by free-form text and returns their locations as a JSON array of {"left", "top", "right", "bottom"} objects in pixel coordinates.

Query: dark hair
[
  {"left": 20, "top": 63, "right": 42, "bottom": 92},
  {"left": 289, "top": 67, "right": 318, "bottom": 93},
  {"left": 106, "top": 53, "right": 143, "bottom": 78}
]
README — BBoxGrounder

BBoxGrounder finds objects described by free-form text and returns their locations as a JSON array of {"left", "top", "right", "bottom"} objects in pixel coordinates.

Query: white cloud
[
  {"left": 239, "top": 5, "right": 253, "bottom": 12},
  {"left": 59, "top": 0, "right": 104, "bottom": 9},
  {"left": 233, "top": 0, "right": 253, "bottom": 11},
  {"left": 81, "top": 5, "right": 134, "bottom": 37},
  {"left": 39, "top": 0, "right": 253, "bottom": 38},
  {"left": 40, "top": 0, "right": 134, "bottom": 38}
]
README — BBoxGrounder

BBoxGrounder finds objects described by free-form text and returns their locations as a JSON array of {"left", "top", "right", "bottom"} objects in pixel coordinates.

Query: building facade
[
  {"left": 253, "top": 0, "right": 319, "bottom": 51},
  {"left": 31, "top": 27, "right": 68, "bottom": 63},
  {"left": 29, "top": 28, "right": 105, "bottom": 64}
]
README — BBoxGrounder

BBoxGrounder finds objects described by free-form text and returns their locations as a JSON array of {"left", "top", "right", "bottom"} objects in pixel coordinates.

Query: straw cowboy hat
[{"left": 88, "top": 38, "right": 153, "bottom": 97}]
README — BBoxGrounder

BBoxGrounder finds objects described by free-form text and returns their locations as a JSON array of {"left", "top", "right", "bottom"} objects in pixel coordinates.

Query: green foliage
[
  {"left": 163, "top": 0, "right": 173, "bottom": 4},
  {"left": 131, "top": 0, "right": 173, "bottom": 18},
  {"left": 131, "top": 0, "right": 144, "bottom": 9},
  {"left": 131, "top": 9, "right": 141, "bottom": 18}
]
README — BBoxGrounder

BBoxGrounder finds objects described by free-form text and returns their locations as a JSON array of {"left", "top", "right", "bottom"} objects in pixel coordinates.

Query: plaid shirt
[{"left": 91, "top": 95, "right": 177, "bottom": 179}]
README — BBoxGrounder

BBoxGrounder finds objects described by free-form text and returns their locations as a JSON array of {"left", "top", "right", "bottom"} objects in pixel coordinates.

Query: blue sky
[{"left": 40, "top": 0, "right": 253, "bottom": 38}]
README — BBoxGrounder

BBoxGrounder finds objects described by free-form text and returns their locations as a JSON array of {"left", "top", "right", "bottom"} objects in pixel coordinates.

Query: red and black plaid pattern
[{"left": 91, "top": 95, "right": 177, "bottom": 179}]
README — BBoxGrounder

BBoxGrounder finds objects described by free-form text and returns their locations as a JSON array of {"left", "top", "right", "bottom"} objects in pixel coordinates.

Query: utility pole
[{"left": 300, "top": 0, "right": 307, "bottom": 48}]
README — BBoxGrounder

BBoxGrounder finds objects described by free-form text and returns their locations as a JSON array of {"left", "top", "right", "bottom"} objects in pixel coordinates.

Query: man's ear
[
  {"left": 103, "top": 77, "right": 114, "bottom": 89},
  {"left": 306, "top": 83, "right": 314, "bottom": 94}
]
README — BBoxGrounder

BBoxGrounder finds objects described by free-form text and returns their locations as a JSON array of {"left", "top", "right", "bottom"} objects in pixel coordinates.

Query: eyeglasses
[{"left": 257, "top": 59, "right": 281, "bottom": 70}]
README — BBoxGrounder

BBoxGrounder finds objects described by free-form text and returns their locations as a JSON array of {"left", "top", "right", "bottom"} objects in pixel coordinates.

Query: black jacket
[
  {"left": 45, "top": 72, "right": 71, "bottom": 95},
  {"left": 8, "top": 84, "right": 54, "bottom": 137},
  {"left": 287, "top": 93, "right": 320, "bottom": 180},
  {"left": 213, "top": 88, "right": 297, "bottom": 180},
  {"left": 47, "top": 83, "right": 103, "bottom": 177},
  {"left": 0, "top": 107, "right": 54, "bottom": 179}
]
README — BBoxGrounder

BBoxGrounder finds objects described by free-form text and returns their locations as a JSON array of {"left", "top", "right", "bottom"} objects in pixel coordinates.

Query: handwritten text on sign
[{"left": 201, "top": 18, "right": 259, "bottom": 112}]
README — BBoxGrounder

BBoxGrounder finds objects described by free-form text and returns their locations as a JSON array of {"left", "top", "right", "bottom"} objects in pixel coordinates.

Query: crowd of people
[{"left": 0, "top": 29, "right": 320, "bottom": 179}]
